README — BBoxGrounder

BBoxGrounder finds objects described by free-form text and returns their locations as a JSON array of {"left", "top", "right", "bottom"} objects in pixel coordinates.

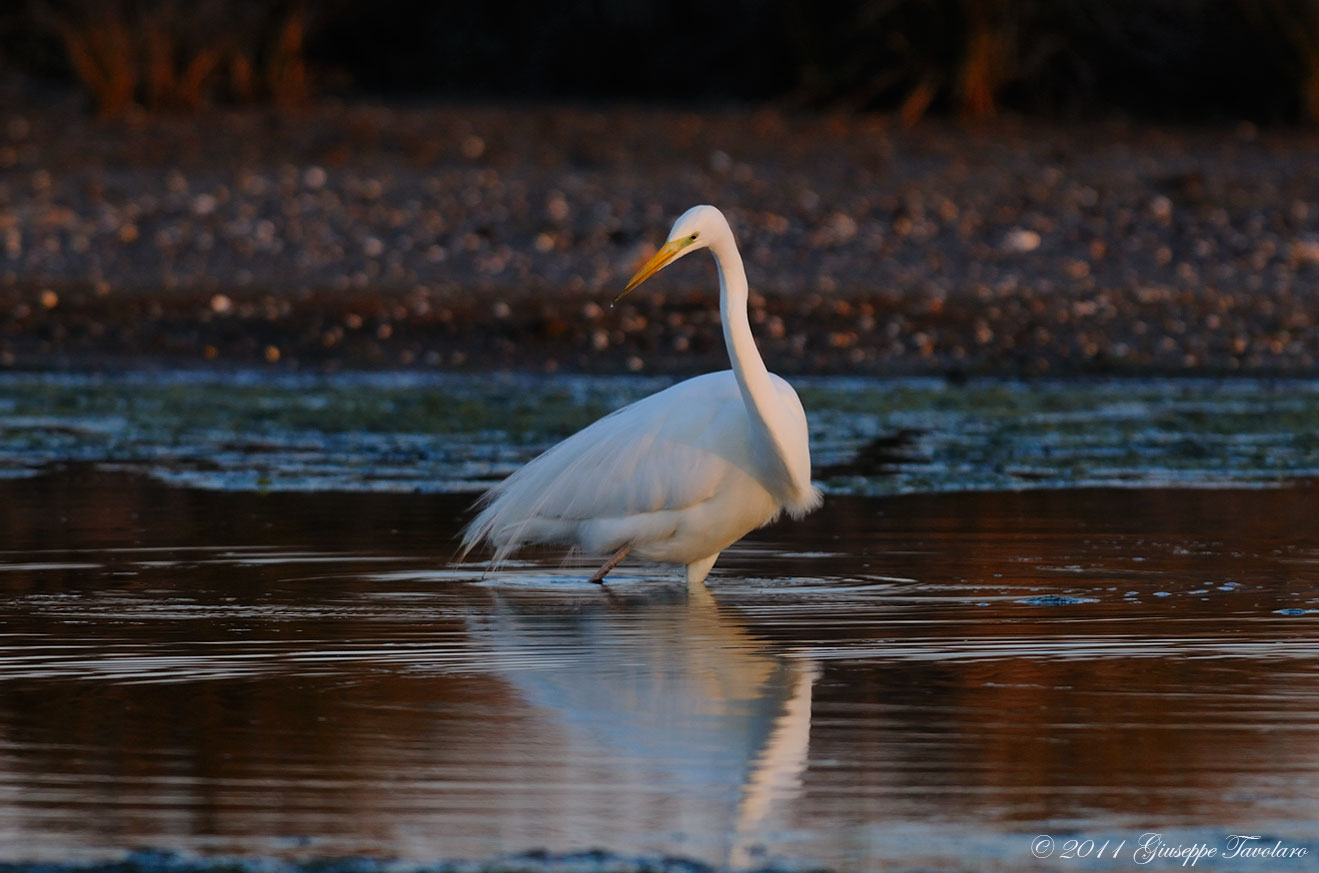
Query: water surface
[
  {"left": 1, "top": 467, "right": 1316, "bottom": 871},
  {"left": 2, "top": 371, "right": 1317, "bottom": 494}
]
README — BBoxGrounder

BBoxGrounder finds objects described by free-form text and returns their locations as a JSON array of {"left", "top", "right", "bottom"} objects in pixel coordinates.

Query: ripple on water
[
  {"left": 2, "top": 372, "right": 1319, "bottom": 495},
  {"left": 0, "top": 424, "right": 1316, "bottom": 870}
]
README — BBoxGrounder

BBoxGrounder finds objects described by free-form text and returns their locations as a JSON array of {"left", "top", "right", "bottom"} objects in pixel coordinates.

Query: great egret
[{"left": 460, "top": 205, "right": 821, "bottom": 586}]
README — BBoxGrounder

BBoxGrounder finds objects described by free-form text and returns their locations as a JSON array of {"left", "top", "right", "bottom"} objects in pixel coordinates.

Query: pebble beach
[{"left": 2, "top": 99, "right": 1318, "bottom": 375}]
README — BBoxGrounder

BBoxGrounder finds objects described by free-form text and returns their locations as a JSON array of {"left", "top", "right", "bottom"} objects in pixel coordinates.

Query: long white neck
[
  {"left": 713, "top": 237, "right": 770, "bottom": 413},
  {"left": 710, "top": 234, "right": 801, "bottom": 501}
]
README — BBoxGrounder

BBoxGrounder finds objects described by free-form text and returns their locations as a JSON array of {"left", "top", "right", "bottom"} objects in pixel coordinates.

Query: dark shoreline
[
  {"left": 3, "top": 278, "right": 1315, "bottom": 378},
  {"left": 2, "top": 101, "right": 1317, "bottom": 376}
]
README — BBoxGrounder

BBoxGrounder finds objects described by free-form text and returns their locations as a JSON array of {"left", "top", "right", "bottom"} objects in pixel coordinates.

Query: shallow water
[
  {"left": 3, "top": 371, "right": 1318, "bottom": 494},
  {"left": 2, "top": 466, "right": 1317, "bottom": 871}
]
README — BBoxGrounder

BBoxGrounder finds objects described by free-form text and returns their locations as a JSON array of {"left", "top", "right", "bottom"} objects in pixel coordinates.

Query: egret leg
[
  {"left": 587, "top": 545, "right": 630, "bottom": 584},
  {"left": 685, "top": 553, "right": 720, "bottom": 589}
]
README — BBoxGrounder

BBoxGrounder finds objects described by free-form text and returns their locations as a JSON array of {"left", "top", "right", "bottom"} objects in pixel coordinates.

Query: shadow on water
[{"left": 0, "top": 467, "right": 1317, "bottom": 870}]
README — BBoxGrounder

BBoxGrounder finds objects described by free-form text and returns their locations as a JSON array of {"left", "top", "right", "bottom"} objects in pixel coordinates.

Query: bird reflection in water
[{"left": 464, "top": 579, "right": 818, "bottom": 868}]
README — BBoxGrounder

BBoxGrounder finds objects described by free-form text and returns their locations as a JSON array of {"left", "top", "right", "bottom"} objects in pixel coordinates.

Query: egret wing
[{"left": 461, "top": 372, "right": 752, "bottom": 561}]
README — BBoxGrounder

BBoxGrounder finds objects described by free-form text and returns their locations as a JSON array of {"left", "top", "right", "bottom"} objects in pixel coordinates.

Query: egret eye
[{"left": 689, "top": 233, "right": 699, "bottom": 241}]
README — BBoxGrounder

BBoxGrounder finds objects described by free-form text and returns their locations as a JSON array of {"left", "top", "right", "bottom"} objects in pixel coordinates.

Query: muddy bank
[{"left": 2, "top": 102, "right": 1317, "bottom": 375}]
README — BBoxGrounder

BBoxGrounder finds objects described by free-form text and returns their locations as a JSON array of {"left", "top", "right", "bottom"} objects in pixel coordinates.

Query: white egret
[{"left": 460, "top": 205, "right": 821, "bottom": 586}]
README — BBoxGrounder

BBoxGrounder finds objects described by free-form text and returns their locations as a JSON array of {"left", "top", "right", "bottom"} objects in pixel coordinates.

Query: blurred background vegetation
[{"left": 3, "top": 0, "right": 1319, "bottom": 123}]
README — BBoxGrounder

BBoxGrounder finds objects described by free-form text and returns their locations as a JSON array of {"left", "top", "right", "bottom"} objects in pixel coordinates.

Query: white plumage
[{"left": 460, "top": 205, "right": 821, "bottom": 585}]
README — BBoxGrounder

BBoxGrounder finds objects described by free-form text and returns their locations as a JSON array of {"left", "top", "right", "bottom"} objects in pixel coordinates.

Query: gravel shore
[{"left": 2, "top": 100, "right": 1317, "bottom": 375}]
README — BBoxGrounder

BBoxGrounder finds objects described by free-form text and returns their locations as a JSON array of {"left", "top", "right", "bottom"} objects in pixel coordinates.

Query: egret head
[{"left": 617, "top": 205, "right": 729, "bottom": 301}]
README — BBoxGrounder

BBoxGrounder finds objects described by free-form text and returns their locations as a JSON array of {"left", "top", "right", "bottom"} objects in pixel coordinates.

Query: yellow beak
[{"left": 615, "top": 237, "right": 692, "bottom": 302}]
